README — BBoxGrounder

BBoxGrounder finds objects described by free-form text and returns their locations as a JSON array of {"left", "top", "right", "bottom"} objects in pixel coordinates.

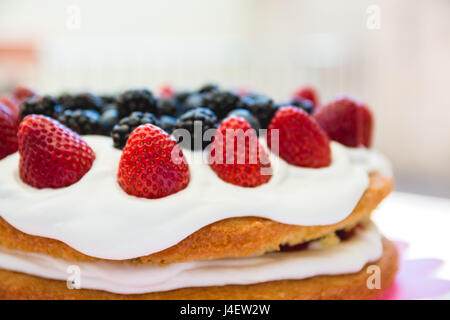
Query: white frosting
[
  {"left": 0, "top": 224, "right": 383, "bottom": 294},
  {"left": 0, "top": 136, "right": 390, "bottom": 260}
]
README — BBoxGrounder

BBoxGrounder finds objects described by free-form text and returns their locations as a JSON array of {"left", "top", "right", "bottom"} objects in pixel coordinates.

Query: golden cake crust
[
  {"left": 0, "top": 173, "right": 393, "bottom": 264},
  {"left": 0, "top": 238, "right": 398, "bottom": 300}
]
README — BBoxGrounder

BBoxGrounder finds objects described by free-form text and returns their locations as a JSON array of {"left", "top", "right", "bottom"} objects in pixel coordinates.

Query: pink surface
[{"left": 379, "top": 242, "right": 450, "bottom": 300}]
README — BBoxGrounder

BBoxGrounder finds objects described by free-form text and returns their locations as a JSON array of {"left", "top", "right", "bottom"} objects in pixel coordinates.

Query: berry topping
[
  {"left": 159, "top": 115, "right": 177, "bottom": 133},
  {"left": 198, "top": 83, "right": 219, "bottom": 94},
  {"left": 20, "top": 95, "right": 62, "bottom": 120},
  {"left": 239, "top": 94, "right": 278, "bottom": 128},
  {"left": 100, "top": 94, "right": 118, "bottom": 105},
  {"left": 18, "top": 115, "right": 95, "bottom": 189},
  {"left": 111, "top": 111, "right": 161, "bottom": 150},
  {"left": 268, "top": 106, "right": 331, "bottom": 168},
  {"left": 209, "top": 116, "right": 272, "bottom": 187},
  {"left": 159, "top": 84, "right": 175, "bottom": 99},
  {"left": 184, "top": 93, "right": 204, "bottom": 111},
  {"left": 173, "top": 107, "right": 218, "bottom": 150},
  {"left": 292, "top": 85, "right": 319, "bottom": 107},
  {"left": 201, "top": 90, "right": 240, "bottom": 119},
  {"left": 116, "top": 89, "right": 158, "bottom": 118},
  {"left": 99, "top": 108, "right": 120, "bottom": 136},
  {"left": 227, "top": 108, "right": 261, "bottom": 131},
  {"left": 280, "top": 98, "right": 314, "bottom": 114},
  {"left": 0, "top": 95, "right": 20, "bottom": 119},
  {"left": 13, "top": 86, "right": 37, "bottom": 103},
  {"left": 0, "top": 103, "right": 19, "bottom": 160},
  {"left": 313, "top": 97, "right": 373, "bottom": 148},
  {"left": 157, "top": 97, "right": 178, "bottom": 116},
  {"left": 117, "top": 124, "right": 190, "bottom": 199},
  {"left": 58, "top": 109, "right": 101, "bottom": 135},
  {"left": 57, "top": 93, "right": 104, "bottom": 112}
]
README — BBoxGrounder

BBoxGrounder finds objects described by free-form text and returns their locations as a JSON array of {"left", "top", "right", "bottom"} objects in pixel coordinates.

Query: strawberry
[
  {"left": 313, "top": 97, "right": 373, "bottom": 148},
  {"left": 159, "top": 84, "right": 174, "bottom": 99},
  {"left": 267, "top": 106, "right": 331, "bottom": 168},
  {"left": 18, "top": 115, "right": 95, "bottom": 189},
  {"left": 0, "top": 95, "right": 20, "bottom": 120},
  {"left": 209, "top": 116, "right": 272, "bottom": 187},
  {"left": 13, "top": 85, "right": 36, "bottom": 103},
  {"left": 292, "top": 85, "right": 319, "bottom": 107},
  {"left": 0, "top": 103, "right": 19, "bottom": 160},
  {"left": 118, "top": 124, "right": 190, "bottom": 199}
]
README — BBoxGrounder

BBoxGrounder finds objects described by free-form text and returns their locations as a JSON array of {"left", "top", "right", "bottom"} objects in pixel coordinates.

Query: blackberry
[
  {"left": 157, "top": 98, "right": 178, "bottom": 117},
  {"left": 201, "top": 90, "right": 240, "bottom": 119},
  {"left": 227, "top": 108, "right": 261, "bottom": 132},
  {"left": 239, "top": 94, "right": 278, "bottom": 128},
  {"left": 116, "top": 89, "right": 158, "bottom": 118},
  {"left": 58, "top": 93, "right": 103, "bottom": 112},
  {"left": 173, "top": 108, "right": 218, "bottom": 150},
  {"left": 198, "top": 83, "right": 219, "bottom": 94},
  {"left": 21, "top": 95, "right": 62, "bottom": 119},
  {"left": 58, "top": 109, "right": 101, "bottom": 135},
  {"left": 159, "top": 115, "right": 177, "bottom": 133},
  {"left": 111, "top": 111, "right": 161, "bottom": 149},
  {"left": 101, "top": 94, "right": 118, "bottom": 105},
  {"left": 99, "top": 108, "right": 120, "bottom": 136}
]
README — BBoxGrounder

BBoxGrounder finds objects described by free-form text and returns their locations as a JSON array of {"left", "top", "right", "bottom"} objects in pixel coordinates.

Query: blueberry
[{"left": 227, "top": 108, "right": 261, "bottom": 131}]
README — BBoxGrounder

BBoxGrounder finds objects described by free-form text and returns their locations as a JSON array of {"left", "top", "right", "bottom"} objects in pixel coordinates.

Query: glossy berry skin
[
  {"left": 18, "top": 115, "right": 96, "bottom": 189},
  {"left": 292, "top": 86, "right": 319, "bottom": 107},
  {"left": 0, "top": 103, "right": 19, "bottom": 160},
  {"left": 99, "top": 108, "right": 120, "bottom": 136},
  {"left": 268, "top": 106, "right": 331, "bottom": 168},
  {"left": 227, "top": 108, "right": 261, "bottom": 131},
  {"left": 118, "top": 124, "right": 190, "bottom": 199},
  {"left": 159, "top": 115, "right": 177, "bottom": 133},
  {"left": 57, "top": 93, "right": 104, "bottom": 112},
  {"left": 157, "top": 98, "right": 178, "bottom": 116},
  {"left": 239, "top": 94, "right": 278, "bottom": 129},
  {"left": 209, "top": 116, "right": 272, "bottom": 188},
  {"left": 20, "top": 95, "right": 62, "bottom": 120},
  {"left": 58, "top": 109, "right": 101, "bottom": 135},
  {"left": 286, "top": 98, "right": 314, "bottom": 114},
  {"left": 313, "top": 97, "right": 373, "bottom": 148},
  {"left": 173, "top": 107, "right": 218, "bottom": 150},
  {"left": 111, "top": 111, "right": 161, "bottom": 150},
  {"left": 201, "top": 90, "right": 240, "bottom": 119},
  {"left": 116, "top": 89, "right": 158, "bottom": 118}
]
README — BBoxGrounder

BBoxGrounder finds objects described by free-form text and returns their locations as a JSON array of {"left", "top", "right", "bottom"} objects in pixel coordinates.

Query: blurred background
[{"left": 0, "top": 0, "right": 449, "bottom": 197}]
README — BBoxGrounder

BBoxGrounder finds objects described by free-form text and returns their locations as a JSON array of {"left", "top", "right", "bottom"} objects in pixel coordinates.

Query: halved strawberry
[
  {"left": 118, "top": 124, "right": 190, "bottom": 199},
  {"left": 313, "top": 97, "right": 373, "bottom": 148},
  {"left": 292, "top": 85, "right": 319, "bottom": 107},
  {"left": 209, "top": 116, "right": 272, "bottom": 187},
  {"left": 267, "top": 106, "right": 331, "bottom": 168},
  {"left": 0, "top": 103, "right": 19, "bottom": 160},
  {"left": 18, "top": 115, "right": 95, "bottom": 188}
]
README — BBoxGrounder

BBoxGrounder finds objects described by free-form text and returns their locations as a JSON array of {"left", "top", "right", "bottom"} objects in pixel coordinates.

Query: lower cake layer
[
  {"left": 0, "top": 238, "right": 397, "bottom": 300},
  {"left": 0, "top": 219, "right": 398, "bottom": 300}
]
